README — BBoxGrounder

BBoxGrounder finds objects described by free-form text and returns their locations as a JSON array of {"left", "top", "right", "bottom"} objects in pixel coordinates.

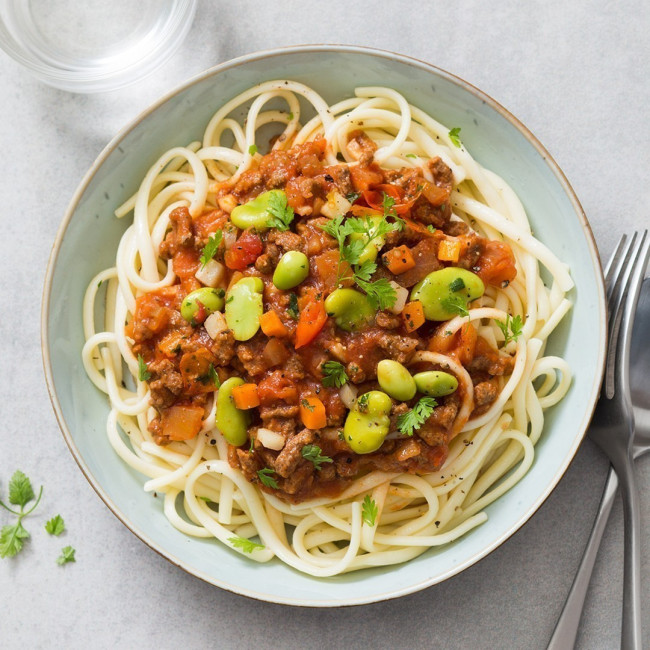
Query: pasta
[{"left": 82, "top": 81, "right": 572, "bottom": 576}]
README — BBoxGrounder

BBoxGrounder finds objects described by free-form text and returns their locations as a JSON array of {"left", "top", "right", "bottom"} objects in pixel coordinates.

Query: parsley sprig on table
[
  {"left": 397, "top": 397, "right": 438, "bottom": 437},
  {"left": 56, "top": 546, "right": 76, "bottom": 566},
  {"left": 496, "top": 314, "right": 524, "bottom": 346},
  {"left": 45, "top": 514, "right": 65, "bottom": 536},
  {"left": 0, "top": 470, "right": 43, "bottom": 558},
  {"left": 319, "top": 193, "right": 403, "bottom": 309}
]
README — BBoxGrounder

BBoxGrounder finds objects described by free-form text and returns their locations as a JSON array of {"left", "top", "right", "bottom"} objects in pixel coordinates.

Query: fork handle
[
  {"left": 547, "top": 466, "right": 618, "bottom": 650},
  {"left": 616, "top": 452, "right": 643, "bottom": 650}
]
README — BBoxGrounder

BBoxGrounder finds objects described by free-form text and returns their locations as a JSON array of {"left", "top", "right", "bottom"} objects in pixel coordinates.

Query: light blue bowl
[{"left": 42, "top": 45, "right": 606, "bottom": 606}]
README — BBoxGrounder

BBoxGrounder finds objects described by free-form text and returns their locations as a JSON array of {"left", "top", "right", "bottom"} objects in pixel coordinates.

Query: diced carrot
[
  {"left": 161, "top": 404, "right": 204, "bottom": 441},
  {"left": 299, "top": 394, "right": 327, "bottom": 429},
  {"left": 438, "top": 239, "right": 462, "bottom": 262},
  {"left": 382, "top": 245, "right": 416, "bottom": 275},
  {"left": 232, "top": 383, "right": 260, "bottom": 410},
  {"left": 259, "top": 310, "right": 289, "bottom": 338},
  {"left": 456, "top": 322, "right": 478, "bottom": 366},
  {"left": 295, "top": 299, "right": 328, "bottom": 349},
  {"left": 402, "top": 300, "right": 425, "bottom": 333}
]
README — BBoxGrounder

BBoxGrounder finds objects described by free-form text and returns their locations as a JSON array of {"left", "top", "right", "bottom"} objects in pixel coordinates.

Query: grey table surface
[{"left": 1, "top": 1, "right": 649, "bottom": 648}]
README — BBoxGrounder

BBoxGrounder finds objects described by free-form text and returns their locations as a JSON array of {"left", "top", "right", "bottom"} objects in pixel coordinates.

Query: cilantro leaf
[
  {"left": 301, "top": 445, "right": 333, "bottom": 470},
  {"left": 228, "top": 536, "right": 265, "bottom": 553},
  {"left": 266, "top": 191, "right": 294, "bottom": 231},
  {"left": 0, "top": 522, "right": 29, "bottom": 558},
  {"left": 440, "top": 294, "right": 470, "bottom": 318},
  {"left": 56, "top": 545, "right": 76, "bottom": 566},
  {"left": 496, "top": 314, "right": 524, "bottom": 346},
  {"left": 248, "top": 144, "right": 258, "bottom": 155},
  {"left": 199, "top": 230, "right": 223, "bottom": 269},
  {"left": 137, "top": 355, "right": 151, "bottom": 382},
  {"left": 397, "top": 397, "right": 438, "bottom": 436},
  {"left": 362, "top": 495, "right": 378, "bottom": 527},
  {"left": 257, "top": 468, "right": 279, "bottom": 489},
  {"left": 45, "top": 515, "right": 65, "bottom": 536},
  {"left": 448, "top": 127, "right": 462, "bottom": 148},
  {"left": 8, "top": 470, "right": 34, "bottom": 508},
  {"left": 321, "top": 361, "right": 349, "bottom": 388}
]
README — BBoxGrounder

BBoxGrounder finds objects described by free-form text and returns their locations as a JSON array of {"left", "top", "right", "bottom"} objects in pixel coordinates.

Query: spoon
[{"left": 548, "top": 277, "right": 650, "bottom": 649}]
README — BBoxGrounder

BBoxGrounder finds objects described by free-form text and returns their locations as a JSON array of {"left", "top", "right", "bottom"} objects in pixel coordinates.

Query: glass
[{"left": 0, "top": 0, "right": 197, "bottom": 93}]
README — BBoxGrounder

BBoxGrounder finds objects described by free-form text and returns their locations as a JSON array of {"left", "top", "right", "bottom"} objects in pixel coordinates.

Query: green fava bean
[
  {"left": 411, "top": 267, "right": 485, "bottom": 321},
  {"left": 324, "top": 288, "right": 375, "bottom": 332},
  {"left": 377, "top": 359, "right": 417, "bottom": 401},
  {"left": 225, "top": 277, "right": 263, "bottom": 341},
  {"left": 343, "top": 390, "right": 392, "bottom": 454},
  {"left": 273, "top": 251, "right": 309, "bottom": 290},
  {"left": 349, "top": 214, "right": 386, "bottom": 264},
  {"left": 216, "top": 377, "right": 250, "bottom": 446},
  {"left": 181, "top": 287, "right": 225, "bottom": 323},
  {"left": 230, "top": 190, "right": 290, "bottom": 232},
  {"left": 413, "top": 371, "right": 458, "bottom": 397}
]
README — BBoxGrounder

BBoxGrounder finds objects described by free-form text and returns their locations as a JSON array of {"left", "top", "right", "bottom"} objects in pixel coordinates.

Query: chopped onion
[
  {"left": 339, "top": 383, "right": 358, "bottom": 409},
  {"left": 320, "top": 190, "right": 352, "bottom": 218},
  {"left": 195, "top": 259, "right": 225, "bottom": 287},
  {"left": 256, "top": 428, "right": 285, "bottom": 451},
  {"left": 204, "top": 312, "right": 228, "bottom": 339},
  {"left": 388, "top": 281, "right": 408, "bottom": 314},
  {"left": 222, "top": 225, "right": 237, "bottom": 249}
]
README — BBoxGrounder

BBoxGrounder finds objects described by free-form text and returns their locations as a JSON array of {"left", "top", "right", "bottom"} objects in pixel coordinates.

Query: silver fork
[{"left": 548, "top": 231, "right": 649, "bottom": 650}]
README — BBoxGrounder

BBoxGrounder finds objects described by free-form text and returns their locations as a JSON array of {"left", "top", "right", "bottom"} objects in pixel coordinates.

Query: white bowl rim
[{"left": 41, "top": 43, "right": 607, "bottom": 607}]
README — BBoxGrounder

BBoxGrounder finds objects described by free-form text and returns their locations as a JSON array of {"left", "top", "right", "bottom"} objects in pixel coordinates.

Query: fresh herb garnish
[
  {"left": 44, "top": 515, "right": 65, "bottom": 536},
  {"left": 0, "top": 471, "right": 43, "bottom": 559},
  {"left": 496, "top": 314, "right": 524, "bottom": 346},
  {"left": 448, "top": 127, "right": 462, "bottom": 148},
  {"left": 266, "top": 191, "right": 294, "bottom": 231},
  {"left": 228, "top": 536, "right": 265, "bottom": 553},
  {"left": 56, "top": 546, "right": 76, "bottom": 566},
  {"left": 248, "top": 144, "right": 258, "bottom": 155},
  {"left": 257, "top": 468, "right": 279, "bottom": 489},
  {"left": 137, "top": 355, "right": 151, "bottom": 382},
  {"left": 357, "top": 393, "right": 370, "bottom": 411},
  {"left": 426, "top": 225, "right": 436, "bottom": 233},
  {"left": 440, "top": 294, "right": 470, "bottom": 318},
  {"left": 199, "top": 230, "right": 223, "bottom": 269},
  {"left": 300, "top": 398, "right": 315, "bottom": 412},
  {"left": 397, "top": 397, "right": 438, "bottom": 436},
  {"left": 448, "top": 277, "right": 466, "bottom": 293},
  {"left": 346, "top": 191, "right": 360, "bottom": 204},
  {"left": 301, "top": 445, "right": 333, "bottom": 470},
  {"left": 405, "top": 153, "right": 417, "bottom": 159},
  {"left": 209, "top": 364, "right": 220, "bottom": 388},
  {"left": 321, "top": 360, "right": 349, "bottom": 388},
  {"left": 287, "top": 293, "right": 300, "bottom": 320},
  {"left": 362, "top": 494, "right": 378, "bottom": 526}
]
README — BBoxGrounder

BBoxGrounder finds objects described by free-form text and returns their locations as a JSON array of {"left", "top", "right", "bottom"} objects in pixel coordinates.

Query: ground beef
[
  {"left": 259, "top": 404, "right": 300, "bottom": 420},
  {"left": 236, "top": 339, "right": 273, "bottom": 377},
  {"left": 417, "top": 402, "right": 458, "bottom": 447},
  {"left": 267, "top": 229, "right": 306, "bottom": 253},
  {"left": 274, "top": 428, "right": 315, "bottom": 478},
  {"left": 146, "top": 359, "right": 183, "bottom": 409},
  {"left": 472, "top": 380, "right": 499, "bottom": 416},
  {"left": 208, "top": 329, "right": 236, "bottom": 366},
  {"left": 375, "top": 310, "right": 402, "bottom": 329},
  {"left": 347, "top": 130, "right": 377, "bottom": 165},
  {"left": 396, "top": 238, "right": 444, "bottom": 287},
  {"left": 159, "top": 206, "right": 194, "bottom": 259}
]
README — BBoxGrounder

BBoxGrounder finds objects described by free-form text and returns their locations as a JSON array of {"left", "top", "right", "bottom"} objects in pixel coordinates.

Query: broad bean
[
  {"left": 230, "top": 189, "right": 292, "bottom": 232},
  {"left": 181, "top": 287, "right": 225, "bottom": 323},
  {"left": 216, "top": 377, "right": 250, "bottom": 446},
  {"left": 225, "top": 276, "right": 263, "bottom": 341},
  {"left": 413, "top": 370, "right": 458, "bottom": 397},
  {"left": 343, "top": 390, "right": 392, "bottom": 454},
  {"left": 377, "top": 359, "right": 416, "bottom": 401},
  {"left": 410, "top": 267, "right": 485, "bottom": 321},
  {"left": 273, "top": 251, "right": 309, "bottom": 290},
  {"left": 324, "top": 288, "right": 375, "bottom": 331},
  {"left": 349, "top": 214, "right": 386, "bottom": 264}
]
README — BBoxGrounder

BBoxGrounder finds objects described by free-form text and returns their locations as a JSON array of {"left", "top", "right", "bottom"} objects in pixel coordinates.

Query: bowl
[{"left": 42, "top": 45, "right": 606, "bottom": 606}]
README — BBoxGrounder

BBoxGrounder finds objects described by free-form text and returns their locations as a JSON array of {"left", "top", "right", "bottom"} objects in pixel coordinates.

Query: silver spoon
[{"left": 548, "top": 277, "right": 650, "bottom": 649}]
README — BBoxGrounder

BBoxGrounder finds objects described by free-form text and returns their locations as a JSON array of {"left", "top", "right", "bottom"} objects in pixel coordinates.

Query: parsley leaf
[
  {"left": 8, "top": 470, "right": 34, "bottom": 507},
  {"left": 266, "top": 191, "right": 294, "bottom": 231},
  {"left": 362, "top": 495, "right": 378, "bottom": 526},
  {"left": 300, "top": 398, "right": 315, "bottom": 412},
  {"left": 0, "top": 522, "right": 29, "bottom": 558},
  {"left": 257, "top": 468, "right": 279, "bottom": 489},
  {"left": 440, "top": 294, "right": 470, "bottom": 318},
  {"left": 346, "top": 191, "right": 360, "bottom": 204},
  {"left": 228, "top": 536, "right": 265, "bottom": 553},
  {"left": 496, "top": 314, "right": 524, "bottom": 346},
  {"left": 353, "top": 259, "right": 377, "bottom": 282},
  {"left": 448, "top": 127, "right": 462, "bottom": 148},
  {"left": 321, "top": 361, "right": 349, "bottom": 388},
  {"left": 301, "top": 445, "right": 333, "bottom": 470},
  {"left": 448, "top": 277, "right": 466, "bottom": 293},
  {"left": 397, "top": 397, "right": 438, "bottom": 436},
  {"left": 382, "top": 192, "right": 397, "bottom": 219},
  {"left": 248, "top": 144, "right": 258, "bottom": 155},
  {"left": 56, "top": 546, "right": 76, "bottom": 566},
  {"left": 355, "top": 277, "right": 397, "bottom": 311},
  {"left": 209, "top": 363, "right": 220, "bottom": 388},
  {"left": 287, "top": 293, "right": 300, "bottom": 320},
  {"left": 405, "top": 153, "right": 417, "bottom": 159},
  {"left": 137, "top": 355, "right": 151, "bottom": 382},
  {"left": 45, "top": 515, "right": 65, "bottom": 536},
  {"left": 0, "top": 470, "right": 43, "bottom": 560},
  {"left": 199, "top": 230, "right": 223, "bottom": 269}
]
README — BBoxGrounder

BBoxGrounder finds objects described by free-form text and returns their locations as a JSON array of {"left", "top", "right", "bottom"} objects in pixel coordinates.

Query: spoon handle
[{"left": 547, "top": 466, "right": 618, "bottom": 650}]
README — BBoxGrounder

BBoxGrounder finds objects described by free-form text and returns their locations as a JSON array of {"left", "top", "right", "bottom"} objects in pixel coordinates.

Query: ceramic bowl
[{"left": 42, "top": 45, "right": 606, "bottom": 606}]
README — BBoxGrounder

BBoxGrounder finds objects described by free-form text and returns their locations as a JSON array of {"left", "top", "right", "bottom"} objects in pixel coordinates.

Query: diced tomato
[
  {"left": 475, "top": 240, "right": 517, "bottom": 286},
  {"left": 362, "top": 183, "right": 416, "bottom": 215},
  {"left": 224, "top": 230, "right": 263, "bottom": 270},
  {"left": 257, "top": 370, "right": 299, "bottom": 404},
  {"left": 173, "top": 247, "right": 200, "bottom": 279},
  {"left": 349, "top": 163, "right": 383, "bottom": 192},
  {"left": 295, "top": 299, "right": 328, "bottom": 348}
]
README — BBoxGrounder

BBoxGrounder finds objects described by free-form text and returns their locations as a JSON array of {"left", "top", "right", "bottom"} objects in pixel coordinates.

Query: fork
[{"left": 549, "top": 231, "right": 649, "bottom": 650}]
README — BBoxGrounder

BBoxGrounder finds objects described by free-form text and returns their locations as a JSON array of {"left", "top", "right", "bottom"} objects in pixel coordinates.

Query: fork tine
[
  {"left": 604, "top": 230, "right": 649, "bottom": 399},
  {"left": 604, "top": 233, "right": 629, "bottom": 294}
]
